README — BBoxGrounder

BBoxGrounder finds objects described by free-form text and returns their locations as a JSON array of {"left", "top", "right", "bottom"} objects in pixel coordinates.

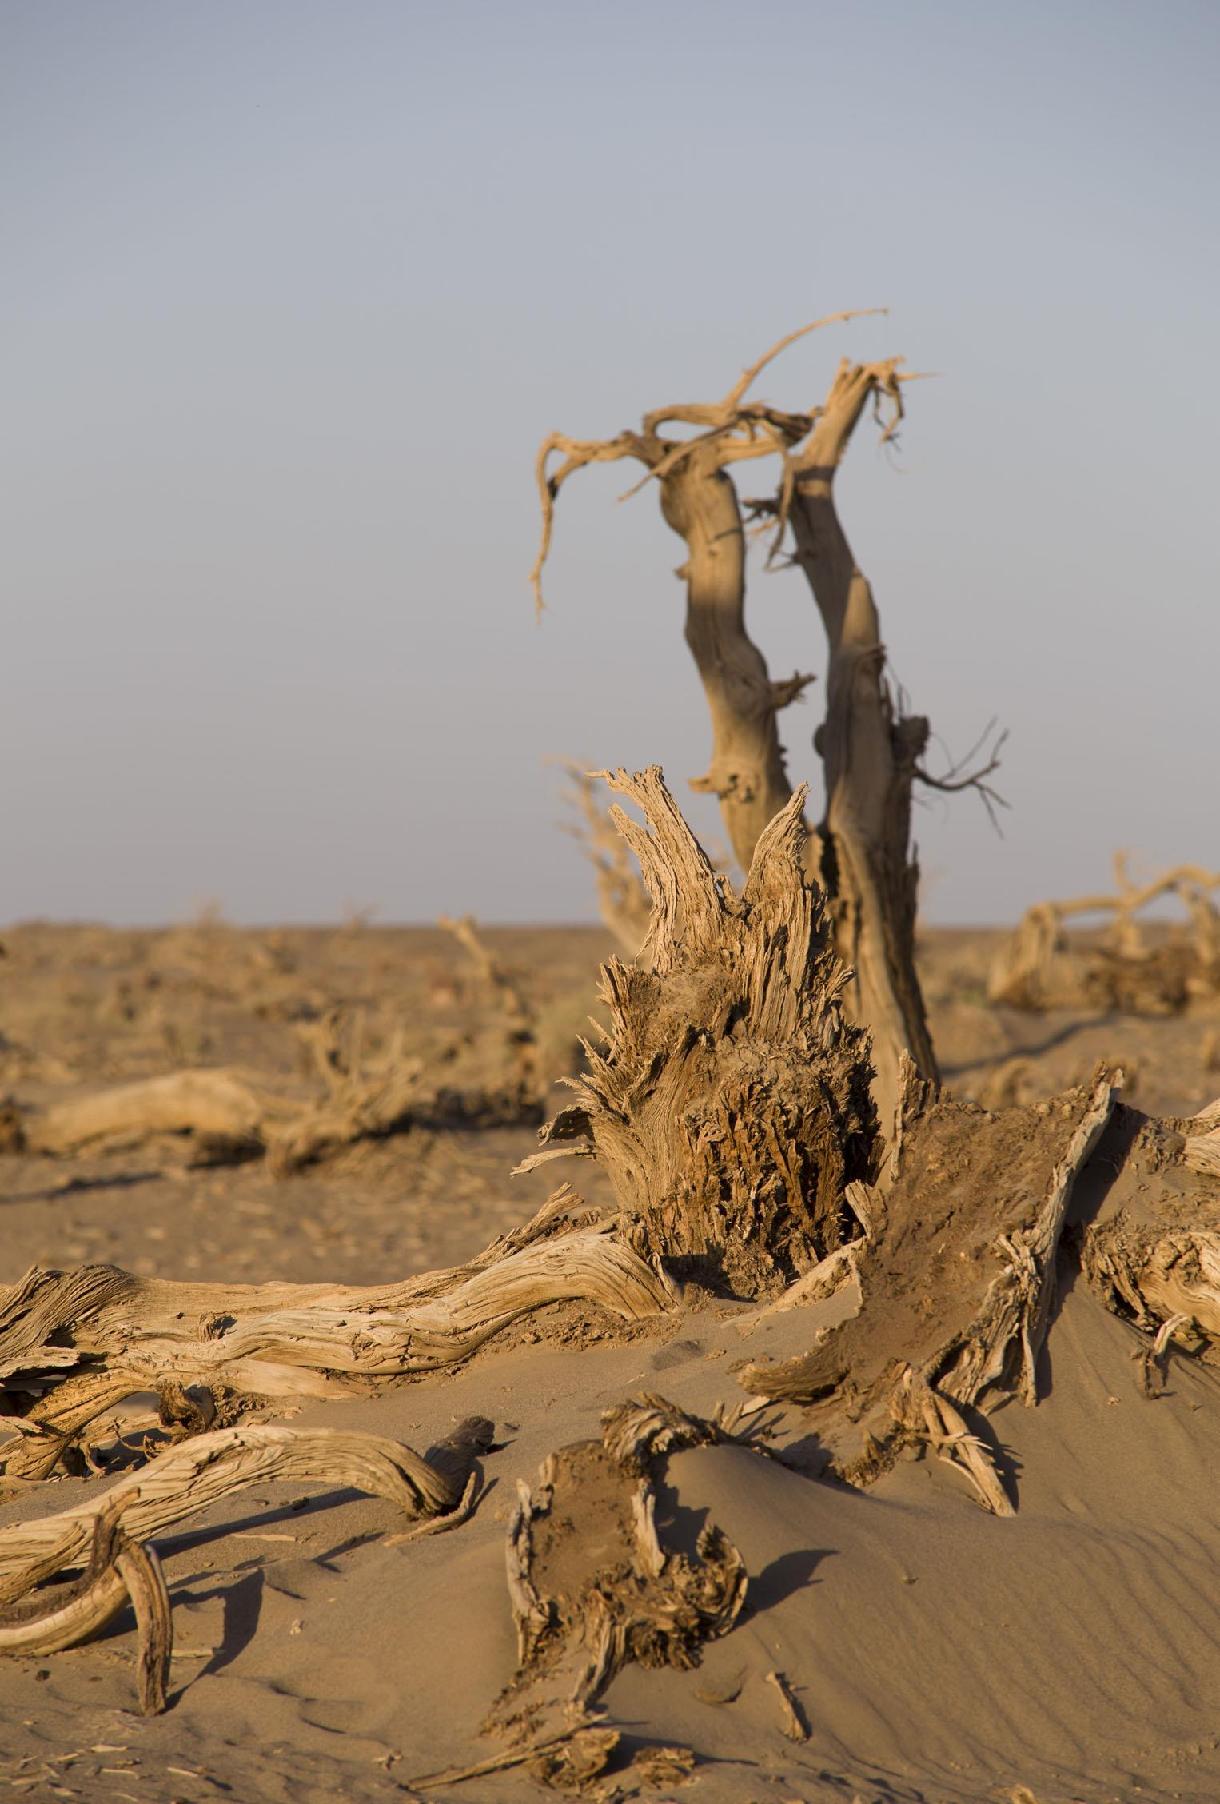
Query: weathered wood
[
  {"left": 0, "top": 1219, "right": 672, "bottom": 1478},
  {"left": 1080, "top": 1097, "right": 1220, "bottom": 1358},
  {"left": 531, "top": 322, "right": 955, "bottom": 1141},
  {"left": 483, "top": 1396, "right": 748, "bottom": 1783},
  {"left": 785, "top": 356, "right": 940, "bottom": 1136},
  {"left": 0, "top": 1420, "right": 488, "bottom": 1712},
  {"left": 740, "top": 1074, "right": 1118, "bottom": 1510},
  {"left": 531, "top": 323, "right": 846, "bottom": 879},
  {"left": 989, "top": 861, "right": 1220, "bottom": 1012},
  {"left": 537, "top": 768, "right": 877, "bottom": 1296},
  {"left": 10, "top": 927, "right": 544, "bottom": 1173}
]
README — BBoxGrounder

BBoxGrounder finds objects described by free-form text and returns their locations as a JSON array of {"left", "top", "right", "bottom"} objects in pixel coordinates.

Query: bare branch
[
  {"left": 530, "top": 430, "right": 643, "bottom": 616},
  {"left": 769, "top": 670, "right": 817, "bottom": 710},
  {"left": 720, "top": 307, "right": 888, "bottom": 412},
  {"left": 916, "top": 723, "right": 1010, "bottom": 835}
]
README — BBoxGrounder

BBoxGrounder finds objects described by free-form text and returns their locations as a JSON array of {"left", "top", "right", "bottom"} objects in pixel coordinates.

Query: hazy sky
[{"left": 4, "top": 1, "right": 1217, "bottom": 925}]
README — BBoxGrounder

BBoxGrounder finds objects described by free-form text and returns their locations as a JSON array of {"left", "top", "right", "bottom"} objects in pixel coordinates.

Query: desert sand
[{"left": 1, "top": 909, "right": 1218, "bottom": 1804}]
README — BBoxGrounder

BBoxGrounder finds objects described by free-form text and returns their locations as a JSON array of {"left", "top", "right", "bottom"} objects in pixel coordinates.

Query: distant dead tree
[
  {"left": 532, "top": 314, "right": 1000, "bottom": 1135},
  {"left": 989, "top": 858, "right": 1220, "bottom": 1013}
]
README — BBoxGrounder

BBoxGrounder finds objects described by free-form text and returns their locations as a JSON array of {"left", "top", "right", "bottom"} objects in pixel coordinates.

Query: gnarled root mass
[
  {"left": 533, "top": 767, "right": 877, "bottom": 1297},
  {"left": 459, "top": 1398, "right": 749, "bottom": 1794},
  {"left": 739, "top": 1068, "right": 1120, "bottom": 1512},
  {"left": 988, "top": 861, "right": 1220, "bottom": 1013}
]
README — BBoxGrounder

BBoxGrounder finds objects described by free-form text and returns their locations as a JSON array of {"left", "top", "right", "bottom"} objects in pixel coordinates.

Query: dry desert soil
[{"left": 1, "top": 921, "right": 1218, "bottom": 1804}]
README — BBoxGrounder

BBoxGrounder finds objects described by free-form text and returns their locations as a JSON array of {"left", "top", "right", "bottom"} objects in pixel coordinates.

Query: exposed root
[
  {"left": 0, "top": 1420, "right": 490, "bottom": 1711},
  {"left": 892, "top": 1368, "right": 1012, "bottom": 1516},
  {"left": 483, "top": 1397, "right": 748, "bottom": 1789},
  {"left": 0, "top": 1213, "right": 672, "bottom": 1479}
]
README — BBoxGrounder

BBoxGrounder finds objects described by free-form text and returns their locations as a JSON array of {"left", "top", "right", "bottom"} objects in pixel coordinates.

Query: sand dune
[{"left": 3, "top": 1271, "right": 1217, "bottom": 1803}]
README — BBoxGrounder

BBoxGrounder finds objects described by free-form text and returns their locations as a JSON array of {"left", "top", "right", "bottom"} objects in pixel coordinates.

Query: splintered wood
[
  {"left": 480, "top": 1397, "right": 748, "bottom": 1789},
  {"left": 534, "top": 767, "right": 877, "bottom": 1296},
  {"left": 740, "top": 1073, "right": 1119, "bottom": 1510}
]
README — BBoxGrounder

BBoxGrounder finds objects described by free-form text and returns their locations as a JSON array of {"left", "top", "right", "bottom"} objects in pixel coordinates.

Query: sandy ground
[{"left": 2, "top": 922, "right": 1219, "bottom": 1803}]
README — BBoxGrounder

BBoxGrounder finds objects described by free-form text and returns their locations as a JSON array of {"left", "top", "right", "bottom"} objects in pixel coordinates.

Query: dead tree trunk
[
  {"left": 658, "top": 447, "right": 806, "bottom": 869},
  {"left": 533, "top": 375, "right": 814, "bottom": 875},
  {"left": 784, "top": 357, "right": 939, "bottom": 1134},
  {"left": 533, "top": 317, "right": 956, "bottom": 1143}
]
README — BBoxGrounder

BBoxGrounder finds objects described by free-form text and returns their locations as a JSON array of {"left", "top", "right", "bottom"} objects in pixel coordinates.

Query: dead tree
[
  {"left": 3, "top": 771, "right": 1220, "bottom": 1741},
  {"left": 532, "top": 329, "right": 821, "bottom": 873},
  {"left": 779, "top": 357, "right": 939, "bottom": 1111},
  {"left": 532, "top": 315, "right": 962, "bottom": 1137},
  {"left": 989, "top": 859, "right": 1220, "bottom": 1012}
]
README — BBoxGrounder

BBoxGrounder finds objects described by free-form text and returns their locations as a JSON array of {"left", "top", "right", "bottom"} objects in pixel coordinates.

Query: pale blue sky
[{"left": 3, "top": 1, "right": 1217, "bottom": 924}]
